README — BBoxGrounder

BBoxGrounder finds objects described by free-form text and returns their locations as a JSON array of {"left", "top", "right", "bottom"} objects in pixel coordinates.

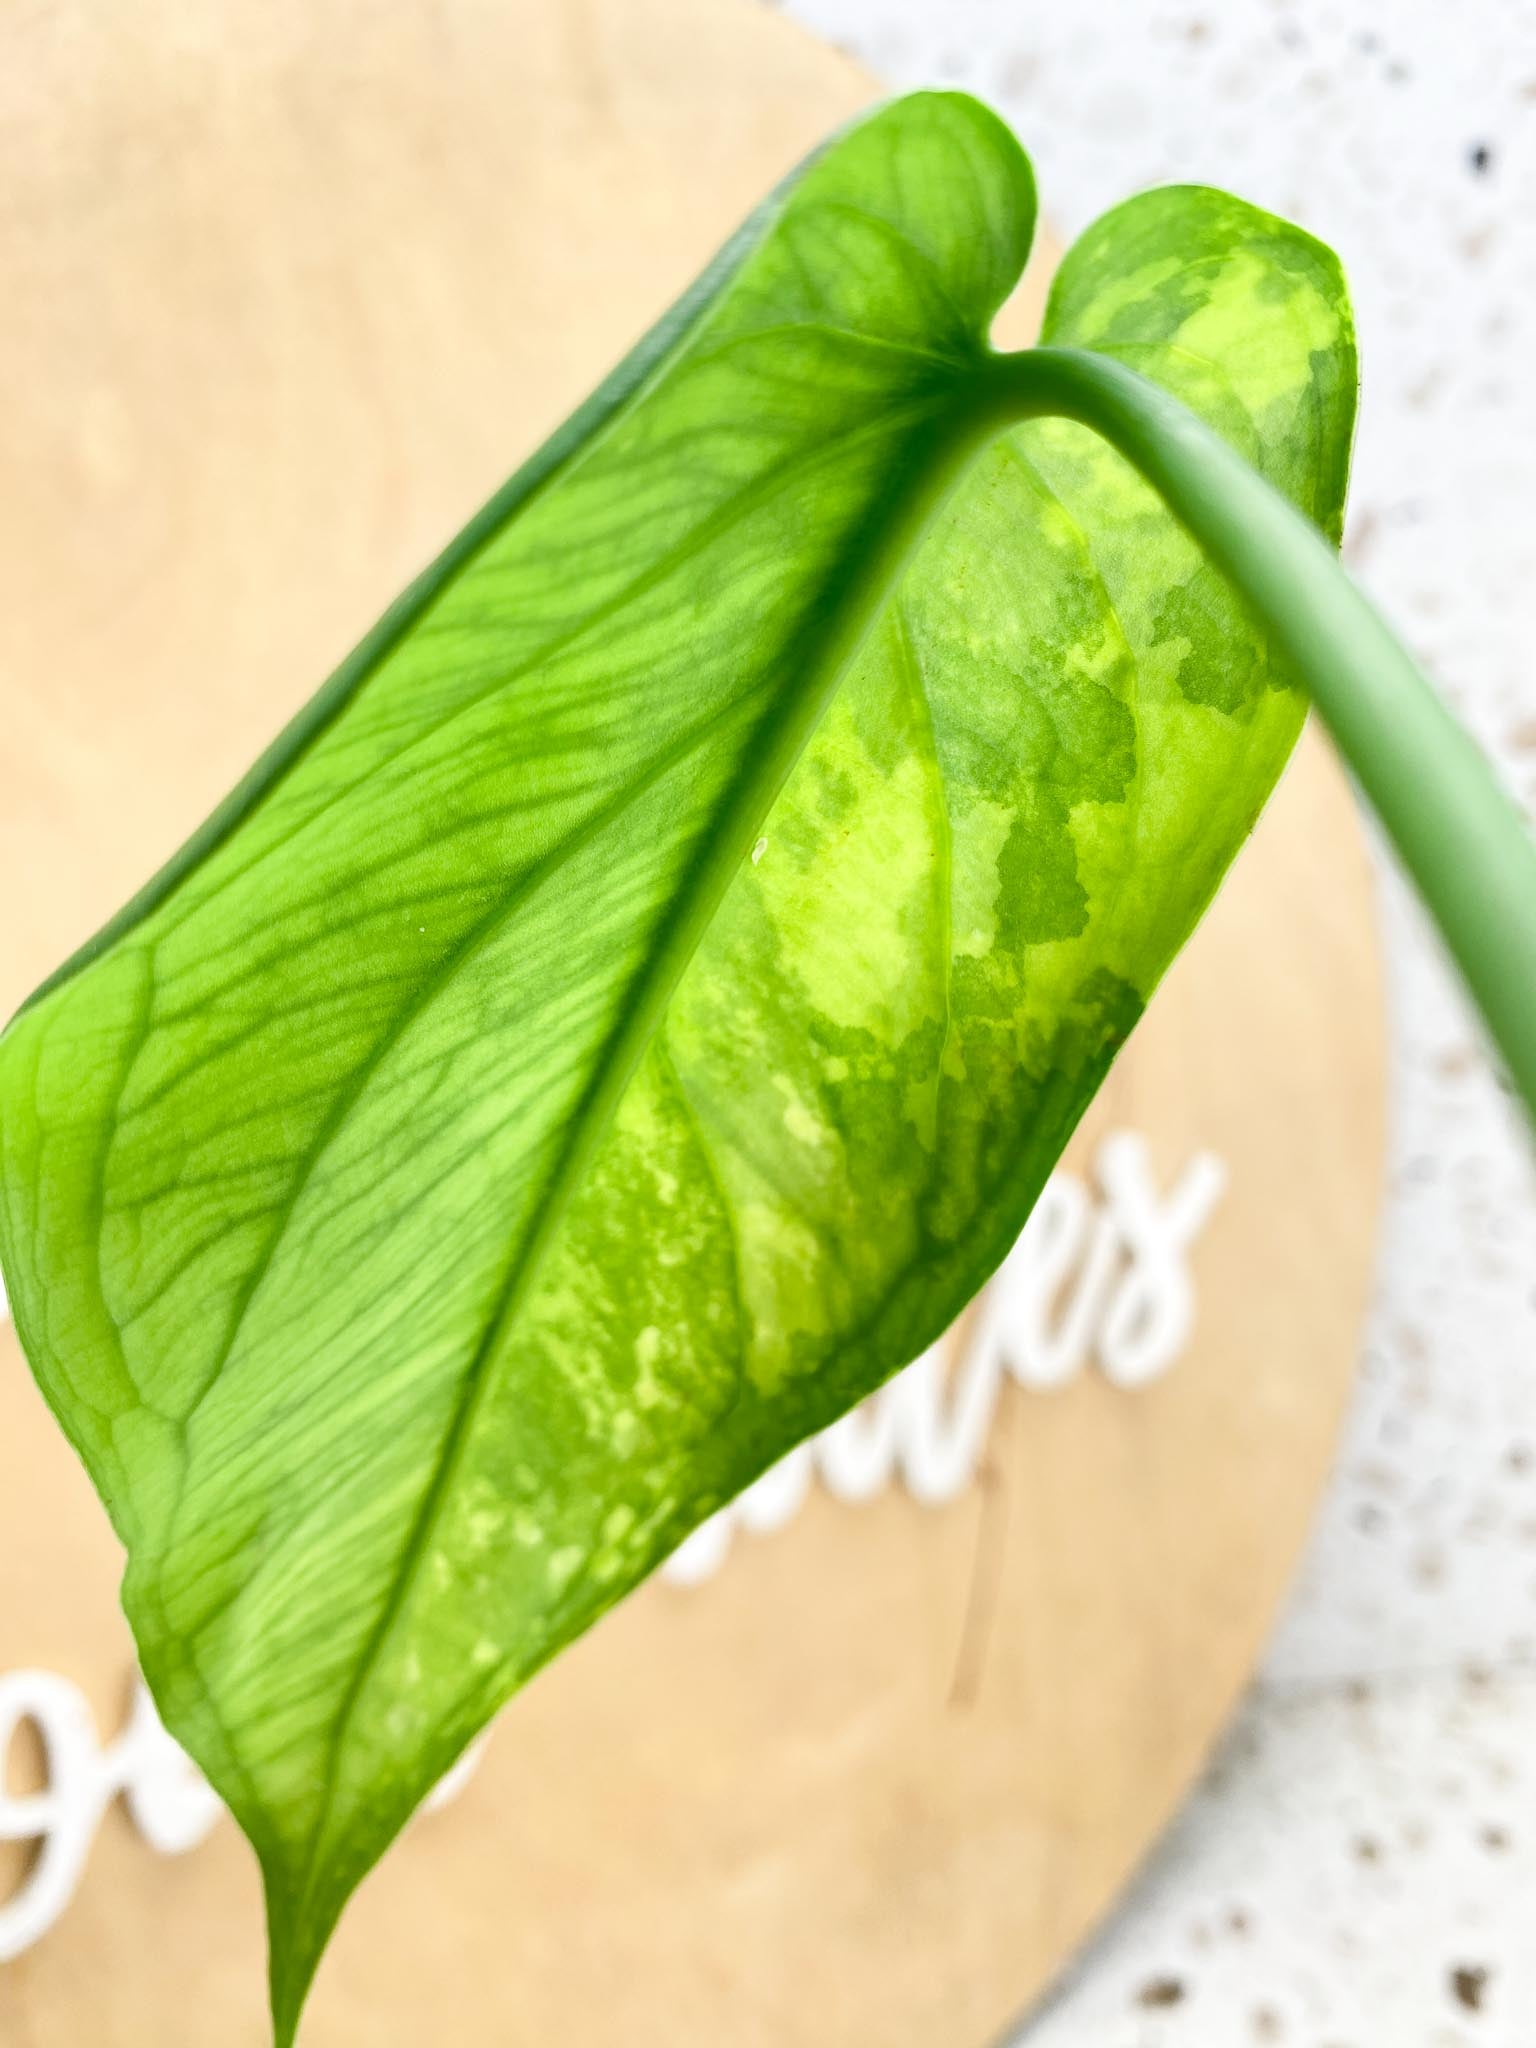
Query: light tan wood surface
[{"left": 0, "top": 2, "right": 1384, "bottom": 2041}]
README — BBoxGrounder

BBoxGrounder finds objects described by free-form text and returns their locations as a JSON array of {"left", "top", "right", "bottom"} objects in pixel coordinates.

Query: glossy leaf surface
[{"left": 0, "top": 92, "right": 1354, "bottom": 2039}]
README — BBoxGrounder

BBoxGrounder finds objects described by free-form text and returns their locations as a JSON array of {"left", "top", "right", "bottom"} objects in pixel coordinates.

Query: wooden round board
[{"left": 0, "top": 2, "right": 1385, "bottom": 2042}]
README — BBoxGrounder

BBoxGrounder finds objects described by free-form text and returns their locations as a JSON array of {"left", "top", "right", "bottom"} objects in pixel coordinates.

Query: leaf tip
[{"left": 264, "top": 1871, "right": 331, "bottom": 2048}]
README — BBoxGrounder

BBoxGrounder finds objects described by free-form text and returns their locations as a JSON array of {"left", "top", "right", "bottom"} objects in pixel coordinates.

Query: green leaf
[{"left": 0, "top": 91, "right": 1355, "bottom": 2040}]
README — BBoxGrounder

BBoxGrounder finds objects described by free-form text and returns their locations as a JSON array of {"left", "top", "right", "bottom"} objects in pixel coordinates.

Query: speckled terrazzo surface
[{"left": 770, "top": 1, "right": 1536, "bottom": 2039}]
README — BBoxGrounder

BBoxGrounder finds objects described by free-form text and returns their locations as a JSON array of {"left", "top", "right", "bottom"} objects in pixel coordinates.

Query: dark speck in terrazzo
[
  {"left": 1137, "top": 1975, "right": 1187, "bottom": 2009},
  {"left": 1468, "top": 141, "right": 1494, "bottom": 175},
  {"left": 1451, "top": 1963, "right": 1491, "bottom": 2012}
]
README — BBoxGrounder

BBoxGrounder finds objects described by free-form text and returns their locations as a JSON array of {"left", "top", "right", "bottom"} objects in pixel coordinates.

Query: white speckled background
[{"left": 771, "top": 1, "right": 1536, "bottom": 2038}]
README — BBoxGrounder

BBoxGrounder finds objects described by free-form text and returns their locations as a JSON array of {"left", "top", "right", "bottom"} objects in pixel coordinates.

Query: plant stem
[{"left": 985, "top": 344, "right": 1536, "bottom": 1130}]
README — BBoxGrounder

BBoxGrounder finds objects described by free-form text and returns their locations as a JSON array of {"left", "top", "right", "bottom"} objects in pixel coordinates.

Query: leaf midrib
[{"left": 279, "top": 372, "right": 1002, "bottom": 1936}]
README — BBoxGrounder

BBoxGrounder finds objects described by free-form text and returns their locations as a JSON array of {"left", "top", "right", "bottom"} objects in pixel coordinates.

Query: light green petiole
[{"left": 987, "top": 344, "right": 1536, "bottom": 1130}]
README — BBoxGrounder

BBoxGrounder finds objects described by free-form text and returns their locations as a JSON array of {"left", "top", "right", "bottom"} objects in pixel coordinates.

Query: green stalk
[{"left": 986, "top": 344, "right": 1536, "bottom": 1128}]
